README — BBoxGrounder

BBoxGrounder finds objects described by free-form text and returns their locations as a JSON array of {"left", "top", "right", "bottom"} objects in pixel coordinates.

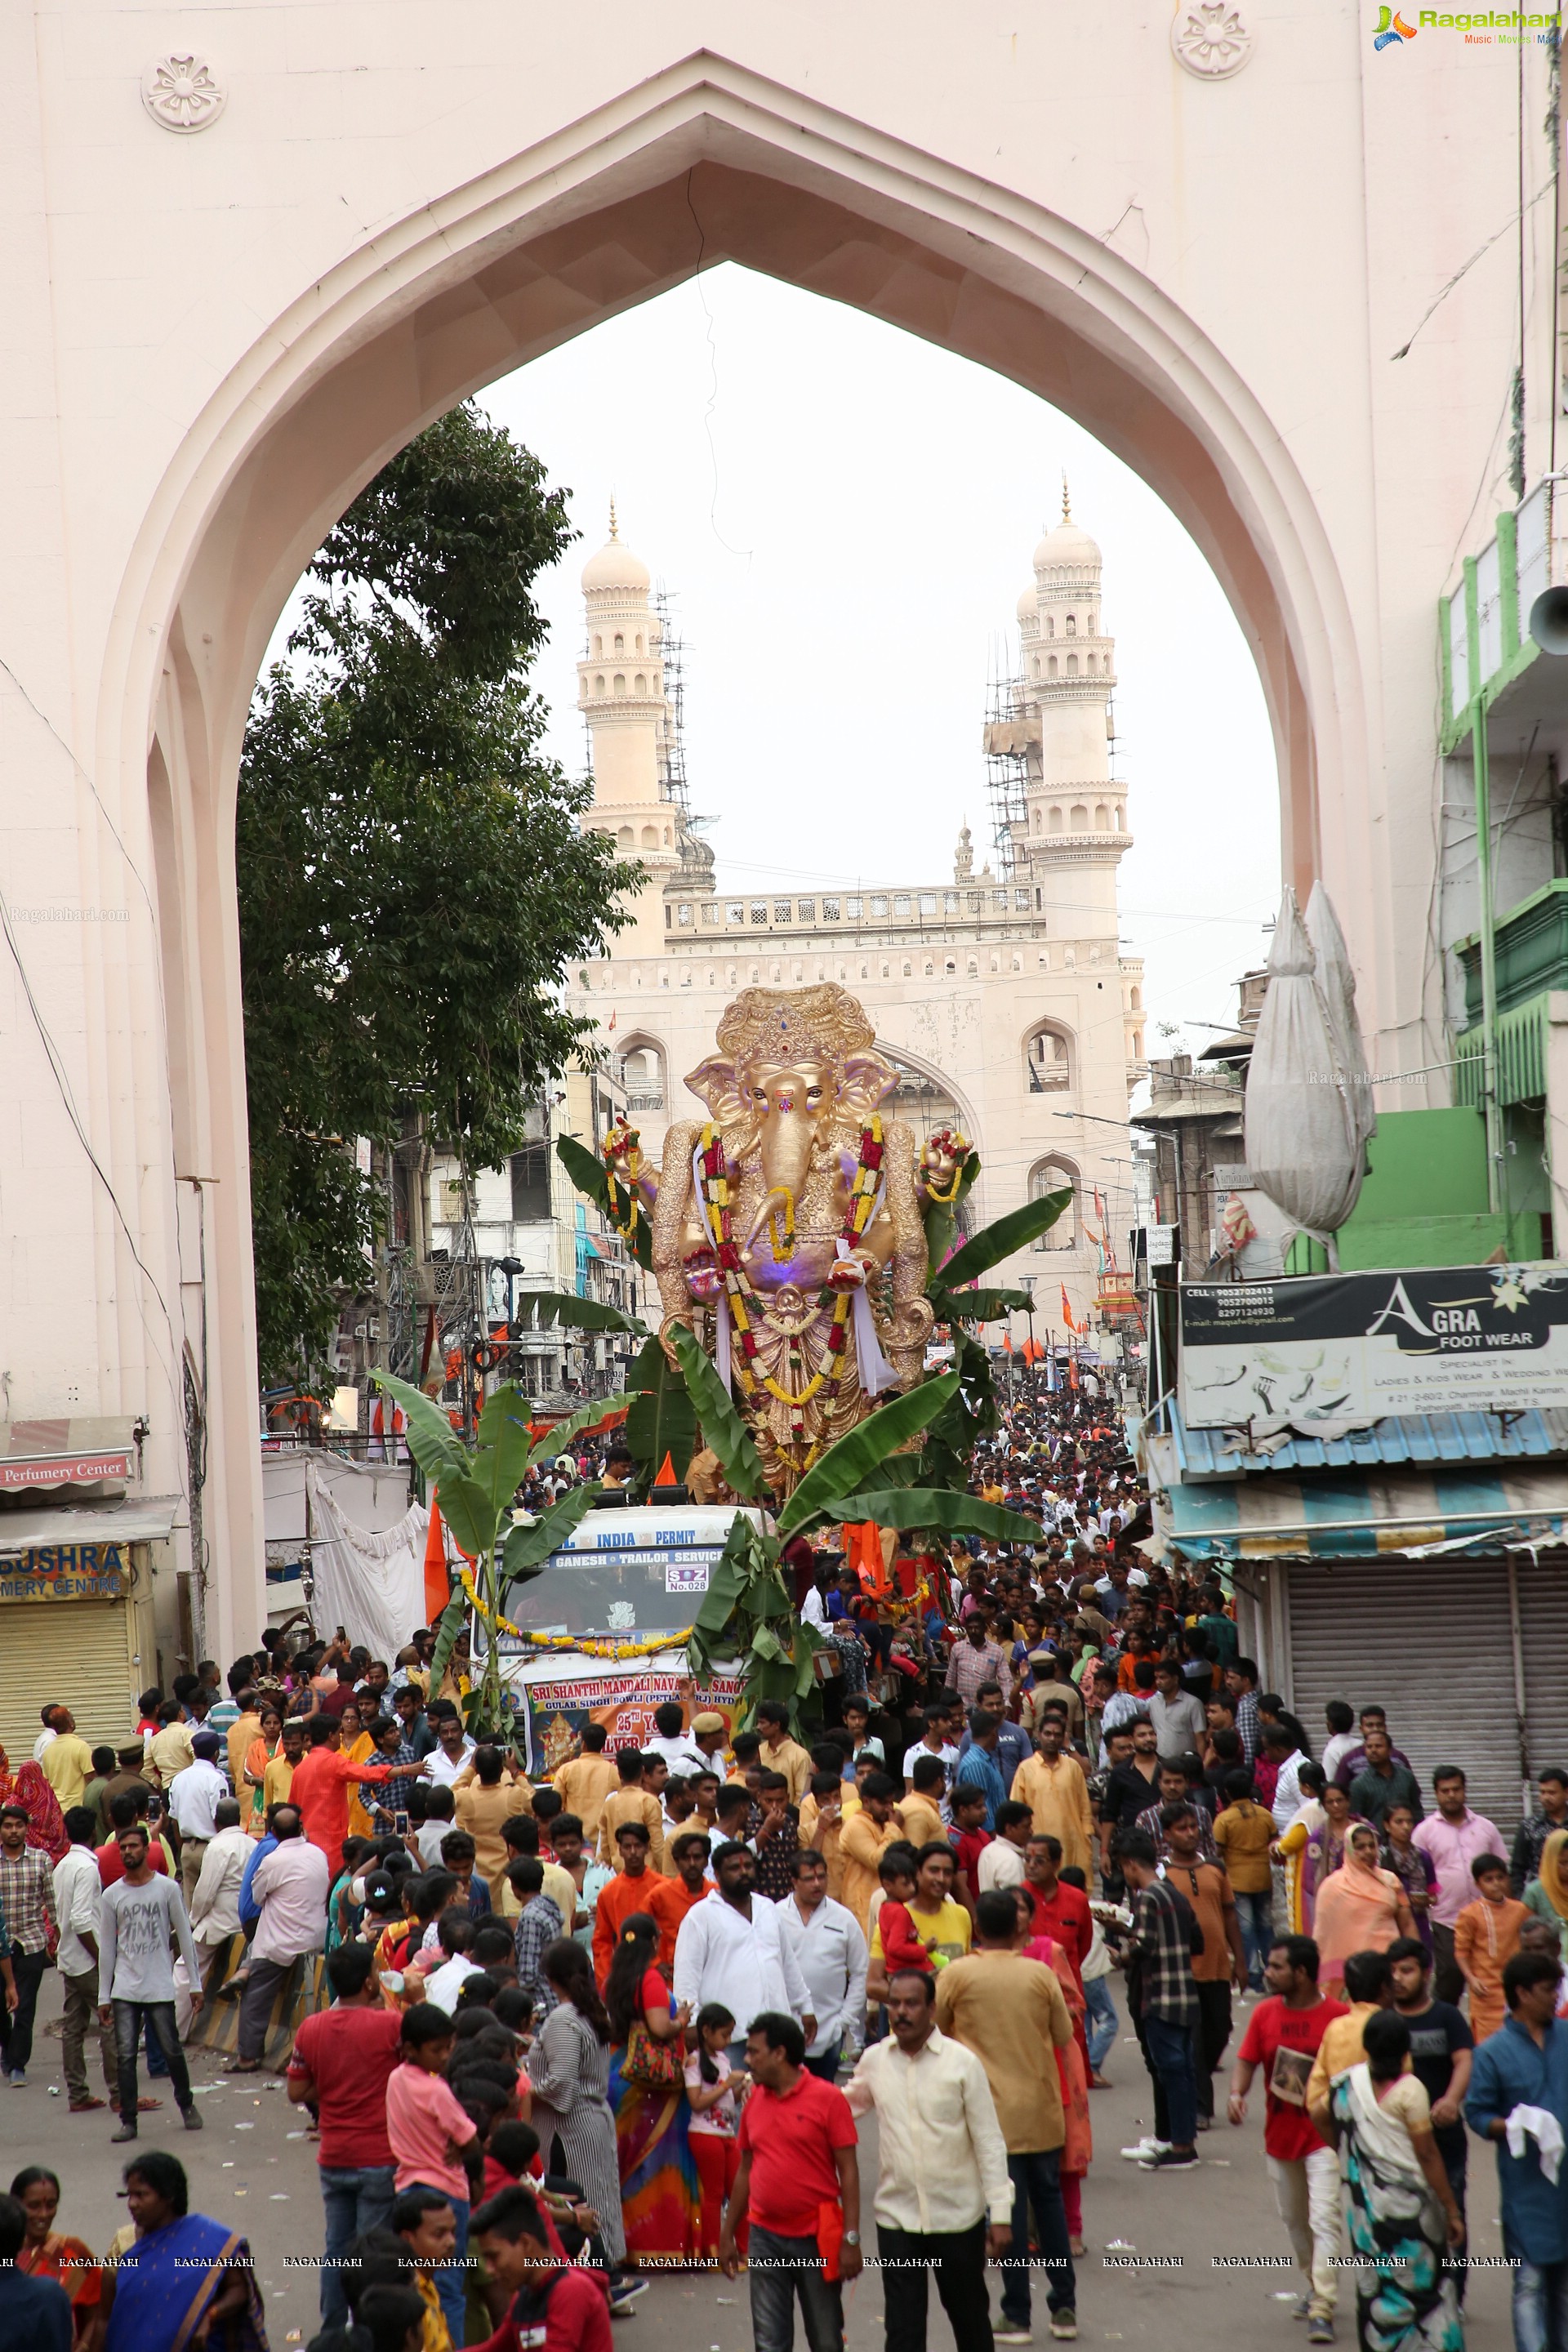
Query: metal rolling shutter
[
  {"left": 1286, "top": 1560, "right": 1522, "bottom": 1837},
  {"left": 0, "top": 1604, "right": 136, "bottom": 1768},
  {"left": 1517, "top": 1557, "right": 1568, "bottom": 1790}
]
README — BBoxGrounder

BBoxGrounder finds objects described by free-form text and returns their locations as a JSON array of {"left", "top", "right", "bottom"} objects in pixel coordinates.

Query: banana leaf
[
  {"left": 938, "top": 1188, "right": 1072, "bottom": 1290},
  {"left": 624, "top": 1335, "right": 699, "bottom": 1490},
  {"left": 526, "top": 1391, "right": 638, "bottom": 1471},
  {"left": 474, "top": 1384, "right": 537, "bottom": 1521},
  {"left": 691, "top": 1511, "right": 763, "bottom": 1639},
  {"left": 433, "top": 1468, "right": 503, "bottom": 1563},
  {"left": 426, "top": 1586, "right": 469, "bottom": 1697},
  {"left": 829, "top": 1489, "right": 1045, "bottom": 1544},
  {"left": 556, "top": 1132, "right": 654, "bottom": 1269},
  {"left": 929, "top": 1285, "right": 1031, "bottom": 1323},
  {"left": 775, "top": 1371, "right": 959, "bottom": 1536},
  {"left": 501, "top": 1482, "right": 602, "bottom": 1588},
  {"left": 668, "top": 1324, "right": 768, "bottom": 1503},
  {"left": 372, "top": 1369, "right": 470, "bottom": 1486},
  {"left": 520, "top": 1290, "right": 648, "bottom": 1337}
]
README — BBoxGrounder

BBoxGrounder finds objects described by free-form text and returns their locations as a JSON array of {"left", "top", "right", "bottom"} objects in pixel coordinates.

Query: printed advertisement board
[
  {"left": 503, "top": 1652, "right": 745, "bottom": 1775},
  {"left": 1179, "top": 1263, "right": 1568, "bottom": 1429},
  {"left": 0, "top": 1541, "right": 127, "bottom": 1602}
]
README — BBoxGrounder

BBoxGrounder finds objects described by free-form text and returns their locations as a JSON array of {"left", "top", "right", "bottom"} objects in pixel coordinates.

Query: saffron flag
[{"left": 422, "top": 1494, "right": 474, "bottom": 1624}]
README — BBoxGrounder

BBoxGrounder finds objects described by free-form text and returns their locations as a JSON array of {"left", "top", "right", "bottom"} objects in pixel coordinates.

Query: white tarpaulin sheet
[
  {"left": 305, "top": 1462, "right": 428, "bottom": 1660},
  {"left": 1245, "top": 887, "right": 1367, "bottom": 1239}
]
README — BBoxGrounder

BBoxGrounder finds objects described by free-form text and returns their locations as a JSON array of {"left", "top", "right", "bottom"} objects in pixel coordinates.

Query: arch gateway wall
[{"left": 0, "top": 6, "right": 1552, "bottom": 1653}]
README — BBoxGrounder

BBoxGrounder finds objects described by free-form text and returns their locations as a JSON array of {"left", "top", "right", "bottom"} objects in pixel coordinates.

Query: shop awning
[
  {"left": 0, "top": 1494, "right": 180, "bottom": 1555},
  {"left": 1147, "top": 1435, "right": 1568, "bottom": 1559}
]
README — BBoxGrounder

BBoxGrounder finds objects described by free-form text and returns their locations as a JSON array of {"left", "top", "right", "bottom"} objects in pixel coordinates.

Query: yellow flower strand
[{"left": 456, "top": 1565, "right": 693, "bottom": 1660}]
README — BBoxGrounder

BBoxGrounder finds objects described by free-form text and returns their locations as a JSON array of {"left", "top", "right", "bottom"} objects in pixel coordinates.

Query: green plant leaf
[
  {"left": 667, "top": 1325, "right": 768, "bottom": 1503},
  {"left": 519, "top": 1289, "right": 647, "bottom": 1336},
  {"left": 929, "top": 1285, "right": 1030, "bottom": 1324},
  {"left": 555, "top": 1132, "right": 654, "bottom": 1270},
  {"left": 372, "top": 1369, "right": 470, "bottom": 1484},
  {"left": 525, "top": 1392, "right": 638, "bottom": 1470},
  {"left": 830, "top": 1490, "right": 1046, "bottom": 1544},
  {"left": 501, "top": 1482, "right": 602, "bottom": 1587},
  {"left": 474, "top": 1383, "right": 536, "bottom": 1517},
  {"left": 626, "top": 1382, "right": 700, "bottom": 1492},
  {"left": 750, "top": 1624, "right": 786, "bottom": 1663},
  {"left": 691, "top": 1511, "right": 765, "bottom": 1638},
  {"left": 938, "top": 1189, "right": 1072, "bottom": 1290},
  {"left": 775, "top": 1371, "right": 959, "bottom": 1536},
  {"left": 434, "top": 1470, "right": 501, "bottom": 1562},
  {"left": 426, "top": 1586, "right": 469, "bottom": 1696}
]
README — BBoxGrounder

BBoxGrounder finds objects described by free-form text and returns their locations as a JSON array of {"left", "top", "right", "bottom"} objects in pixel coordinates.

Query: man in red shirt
[
  {"left": 1020, "top": 1835, "right": 1094, "bottom": 1979},
  {"left": 287, "top": 1940, "right": 403, "bottom": 2328},
  {"left": 96, "top": 1791, "right": 169, "bottom": 1885},
  {"left": 590, "top": 1823, "right": 684, "bottom": 1984},
  {"left": 1229, "top": 1932, "right": 1348, "bottom": 2346},
  {"left": 719, "top": 2010, "right": 860, "bottom": 2352},
  {"left": 470, "top": 2185, "right": 612, "bottom": 2352},
  {"left": 287, "top": 1713, "right": 395, "bottom": 1875}
]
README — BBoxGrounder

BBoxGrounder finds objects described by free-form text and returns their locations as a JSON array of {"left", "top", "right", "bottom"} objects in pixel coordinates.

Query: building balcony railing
[{"left": 669, "top": 884, "right": 1039, "bottom": 933}]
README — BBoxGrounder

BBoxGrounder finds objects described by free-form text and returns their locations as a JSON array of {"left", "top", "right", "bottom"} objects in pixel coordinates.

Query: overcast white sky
[{"left": 471, "top": 264, "right": 1281, "bottom": 1047}]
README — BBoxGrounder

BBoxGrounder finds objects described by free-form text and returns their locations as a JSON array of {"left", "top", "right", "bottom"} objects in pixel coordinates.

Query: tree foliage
[{"left": 238, "top": 403, "right": 635, "bottom": 1388}]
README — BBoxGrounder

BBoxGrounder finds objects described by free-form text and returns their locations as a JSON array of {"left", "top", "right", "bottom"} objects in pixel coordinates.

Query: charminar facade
[{"left": 562, "top": 501, "right": 1144, "bottom": 1345}]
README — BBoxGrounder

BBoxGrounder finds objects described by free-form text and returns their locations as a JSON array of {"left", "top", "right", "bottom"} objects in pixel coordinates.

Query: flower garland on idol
[{"left": 695, "top": 1113, "right": 884, "bottom": 1455}]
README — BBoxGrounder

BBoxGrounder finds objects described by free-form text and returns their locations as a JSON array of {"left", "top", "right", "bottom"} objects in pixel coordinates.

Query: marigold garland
[{"left": 457, "top": 1565, "right": 692, "bottom": 1660}]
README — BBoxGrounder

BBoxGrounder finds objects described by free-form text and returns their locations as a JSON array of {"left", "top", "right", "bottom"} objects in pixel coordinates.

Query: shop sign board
[{"left": 0, "top": 1541, "right": 127, "bottom": 1601}]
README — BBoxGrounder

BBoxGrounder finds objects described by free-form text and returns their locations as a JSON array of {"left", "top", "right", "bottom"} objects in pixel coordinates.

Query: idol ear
[
  {"left": 837, "top": 1051, "right": 898, "bottom": 1117},
  {"left": 686, "top": 1056, "right": 746, "bottom": 1125}
]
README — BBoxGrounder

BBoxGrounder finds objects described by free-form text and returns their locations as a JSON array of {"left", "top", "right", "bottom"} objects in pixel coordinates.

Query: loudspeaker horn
[{"left": 1529, "top": 585, "right": 1568, "bottom": 655}]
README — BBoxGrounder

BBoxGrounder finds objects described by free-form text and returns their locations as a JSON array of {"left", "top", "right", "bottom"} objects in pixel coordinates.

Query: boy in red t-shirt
[
  {"left": 719, "top": 2011, "right": 861, "bottom": 2337},
  {"left": 1229, "top": 1932, "right": 1348, "bottom": 2344},
  {"left": 875, "top": 1848, "right": 932, "bottom": 1975},
  {"left": 470, "top": 2184, "right": 612, "bottom": 2352},
  {"left": 948, "top": 1787, "right": 992, "bottom": 1917}
]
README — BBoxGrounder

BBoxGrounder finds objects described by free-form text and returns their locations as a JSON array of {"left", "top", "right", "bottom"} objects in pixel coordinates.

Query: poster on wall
[
  {"left": 502, "top": 1650, "right": 745, "bottom": 1775},
  {"left": 1179, "top": 1263, "right": 1568, "bottom": 1431}
]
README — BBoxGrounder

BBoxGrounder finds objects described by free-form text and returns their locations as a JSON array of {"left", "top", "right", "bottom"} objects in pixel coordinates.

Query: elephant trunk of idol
[{"left": 739, "top": 1116, "right": 818, "bottom": 1258}]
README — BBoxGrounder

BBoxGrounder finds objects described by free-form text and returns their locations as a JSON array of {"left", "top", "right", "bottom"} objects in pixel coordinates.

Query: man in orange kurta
[
  {"left": 287, "top": 1716, "right": 394, "bottom": 1876},
  {"left": 836, "top": 1779, "right": 904, "bottom": 1936}
]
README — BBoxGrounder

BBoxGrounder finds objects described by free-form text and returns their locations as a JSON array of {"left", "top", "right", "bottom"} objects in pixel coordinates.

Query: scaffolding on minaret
[
  {"left": 982, "top": 660, "right": 1031, "bottom": 879},
  {"left": 652, "top": 586, "right": 692, "bottom": 819}
]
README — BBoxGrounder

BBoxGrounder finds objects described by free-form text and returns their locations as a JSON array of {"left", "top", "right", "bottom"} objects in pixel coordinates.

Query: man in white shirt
[
  {"left": 978, "top": 1801, "right": 1031, "bottom": 1895},
  {"left": 53, "top": 1804, "right": 119, "bottom": 2113},
  {"left": 672, "top": 1842, "right": 816, "bottom": 2062},
  {"left": 642, "top": 1700, "right": 710, "bottom": 1780},
  {"left": 170, "top": 1731, "right": 230, "bottom": 1908},
  {"left": 774, "top": 1848, "right": 868, "bottom": 2076},
  {"left": 845, "top": 1968, "right": 1012, "bottom": 2347},
  {"left": 424, "top": 1707, "right": 477, "bottom": 1788},
  {"left": 1319, "top": 1701, "right": 1358, "bottom": 1789},
  {"left": 32, "top": 1703, "right": 62, "bottom": 1765},
  {"left": 231, "top": 1805, "right": 329, "bottom": 2073},
  {"left": 189, "top": 1798, "right": 252, "bottom": 1953}
]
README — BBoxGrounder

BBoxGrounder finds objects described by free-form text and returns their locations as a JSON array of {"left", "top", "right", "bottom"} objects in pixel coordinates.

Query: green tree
[{"left": 237, "top": 403, "right": 635, "bottom": 1388}]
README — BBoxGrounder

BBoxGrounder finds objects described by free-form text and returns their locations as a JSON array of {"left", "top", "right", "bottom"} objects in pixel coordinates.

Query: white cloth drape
[
  {"left": 1245, "top": 886, "right": 1368, "bottom": 1241},
  {"left": 305, "top": 1462, "right": 429, "bottom": 1660}
]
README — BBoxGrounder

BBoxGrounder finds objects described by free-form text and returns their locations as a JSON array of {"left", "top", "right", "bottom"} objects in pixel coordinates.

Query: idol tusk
[{"left": 739, "top": 1184, "right": 795, "bottom": 1263}]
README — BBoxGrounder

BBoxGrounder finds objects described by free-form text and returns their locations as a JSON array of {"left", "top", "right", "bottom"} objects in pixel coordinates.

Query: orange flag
[
  {"left": 423, "top": 1495, "right": 465, "bottom": 1624},
  {"left": 654, "top": 1451, "right": 678, "bottom": 1488}
]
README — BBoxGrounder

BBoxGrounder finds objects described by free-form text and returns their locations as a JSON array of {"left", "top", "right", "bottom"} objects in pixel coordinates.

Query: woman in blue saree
[{"left": 100, "top": 2152, "right": 268, "bottom": 2352}]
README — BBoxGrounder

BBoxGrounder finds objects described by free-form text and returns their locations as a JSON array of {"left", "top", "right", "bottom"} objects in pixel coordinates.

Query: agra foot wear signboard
[{"left": 1179, "top": 1262, "right": 1568, "bottom": 1431}]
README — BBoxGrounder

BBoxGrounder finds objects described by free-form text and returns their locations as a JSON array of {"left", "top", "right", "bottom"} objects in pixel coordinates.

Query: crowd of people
[{"left": 3, "top": 1371, "right": 1568, "bottom": 2352}]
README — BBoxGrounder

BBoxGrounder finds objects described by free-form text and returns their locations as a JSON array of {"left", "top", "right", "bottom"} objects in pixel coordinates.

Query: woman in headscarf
[
  {"left": 0, "top": 1746, "right": 68, "bottom": 1862},
  {"left": 1522, "top": 1824, "right": 1568, "bottom": 1963},
  {"left": 1326, "top": 2008, "right": 1463, "bottom": 2352},
  {"left": 1312, "top": 1822, "right": 1417, "bottom": 1999}
]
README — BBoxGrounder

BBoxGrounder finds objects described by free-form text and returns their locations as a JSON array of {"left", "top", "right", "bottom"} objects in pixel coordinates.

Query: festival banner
[
  {"left": 1179, "top": 1263, "right": 1568, "bottom": 1430},
  {"left": 502, "top": 1652, "right": 745, "bottom": 1775}
]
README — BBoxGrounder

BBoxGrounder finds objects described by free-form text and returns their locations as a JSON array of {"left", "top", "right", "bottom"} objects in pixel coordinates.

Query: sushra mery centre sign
[
  {"left": 1179, "top": 1263, "right": 1568, "bottom": 1429},
  {"left": 0, "top": 1540, "right": 127, "bottom": 1601}
]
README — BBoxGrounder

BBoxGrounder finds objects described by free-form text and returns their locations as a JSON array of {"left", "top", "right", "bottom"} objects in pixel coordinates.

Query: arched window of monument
[
  {"left": 1024, "top": 1022, "right": 1072, "bottom": 1091},
  {"left": 1067, "top": 653, "right": 1079, "bottom": 676},
  {"left": 1028, "top": 1156, "right": 1080, "bottom": 1251}
]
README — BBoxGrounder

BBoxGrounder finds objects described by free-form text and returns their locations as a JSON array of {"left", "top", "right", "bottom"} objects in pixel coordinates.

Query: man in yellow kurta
[
  {"left": 1010, "top": 1716, "right": 1094, "bottom": 1878},
  {"left": 596, "top": 1747, "right": 667, "bottom": 1873},
  {"left": 837, "top": 1775, "right": 905, "bottom": 1936},
  {"left": 897, "top": 1755, "right": 948, "bottom": 1852},
  {"left": 38, "top": 1710, "right": 96, "bottom": 1813},
  {"left": 551, "top": 1726, "right": 619, "bottom": 1846},
  {"left": 755, "top": 1701, "right": 813, "bottom": 1806}
]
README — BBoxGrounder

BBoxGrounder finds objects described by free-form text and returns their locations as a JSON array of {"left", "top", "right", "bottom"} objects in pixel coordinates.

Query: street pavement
[{"left": 6, "top": 1974, "right": 1518, "bottom": 2349}]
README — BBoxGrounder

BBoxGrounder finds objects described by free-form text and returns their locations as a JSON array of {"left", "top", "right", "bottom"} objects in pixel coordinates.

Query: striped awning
[{"left": 1147, "top": 1435, "right": 1568, "bottom": 1560}]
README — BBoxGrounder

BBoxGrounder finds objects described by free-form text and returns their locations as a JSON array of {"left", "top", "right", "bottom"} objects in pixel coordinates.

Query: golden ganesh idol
[{"left": 602, "top": 984, "right": 968, "bottom": 1494}]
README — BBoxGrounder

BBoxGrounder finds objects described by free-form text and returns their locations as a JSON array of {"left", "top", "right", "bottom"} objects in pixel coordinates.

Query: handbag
[{"left": 623, "top": 2020, "right": 684, "bottom": 2089}]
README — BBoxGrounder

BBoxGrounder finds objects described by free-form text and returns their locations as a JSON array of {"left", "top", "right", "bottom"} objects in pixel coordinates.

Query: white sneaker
[{"left": 1120, "top": 2135, "right": 1169, "bottom": 2160}]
